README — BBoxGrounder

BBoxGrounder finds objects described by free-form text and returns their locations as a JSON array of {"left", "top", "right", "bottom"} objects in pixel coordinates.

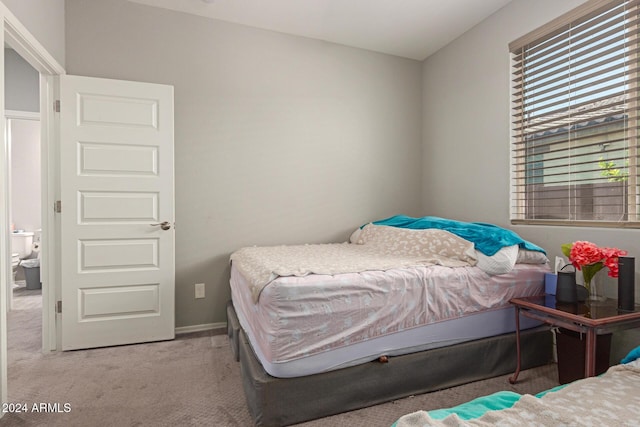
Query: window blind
[{"left": 510, "top": 0, "right": 640, "bottom": 227}]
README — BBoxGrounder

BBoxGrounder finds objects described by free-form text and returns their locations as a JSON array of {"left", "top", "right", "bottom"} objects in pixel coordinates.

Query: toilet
[
  {"left": 10, "top": 231, "right": 34, "bottom": 286},
  {"left": 11, "top": 230, "right": 34, "bottom": 259}
]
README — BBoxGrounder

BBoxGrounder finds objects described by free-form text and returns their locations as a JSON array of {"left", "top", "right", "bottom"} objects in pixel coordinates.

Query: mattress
[{"left": 231, "top": 262, "right": 549, "bottom": 378}]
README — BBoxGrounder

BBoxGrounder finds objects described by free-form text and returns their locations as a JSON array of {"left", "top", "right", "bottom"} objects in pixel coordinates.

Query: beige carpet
[{"left": 1, "top": 289, "right": 560, "bottom": 426}]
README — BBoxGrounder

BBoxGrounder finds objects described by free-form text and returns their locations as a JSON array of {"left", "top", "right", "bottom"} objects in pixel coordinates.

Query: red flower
[
  {"left": 602, "top": 247, "right": 627, "bottom": 277},
  {"left": 569, "top": 241, "right": 603, "bottom": 269},
  {"left": 562, "top": 241, "right": 627, "bottom": 283}
]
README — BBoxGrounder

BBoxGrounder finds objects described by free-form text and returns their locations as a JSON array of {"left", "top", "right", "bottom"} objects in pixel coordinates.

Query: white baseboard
[{"left": 175, "top": 322, "right": 226, "bottom": 335}]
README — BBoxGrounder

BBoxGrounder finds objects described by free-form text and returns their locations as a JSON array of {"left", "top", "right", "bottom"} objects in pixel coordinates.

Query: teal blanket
[
  {"left": 427, "top": 391, "right": 522, "bottom": 421},
  {"left": 391, "top": 387, "right": 569, "bottom": 426},
  {"left": 389, "top": 391, "right": 521, "bottom": 426},
  {"left": 370, "top": 215, "right": 545, "bottom": 256}
]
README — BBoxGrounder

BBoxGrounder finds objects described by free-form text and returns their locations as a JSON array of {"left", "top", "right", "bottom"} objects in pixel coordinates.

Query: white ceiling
[{"left": 127, "top": 0, "right": 513, "bottom": 60}]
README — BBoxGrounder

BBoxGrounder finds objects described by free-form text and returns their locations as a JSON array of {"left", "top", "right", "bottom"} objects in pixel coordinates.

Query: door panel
[
  {"left": 79, "top": 238, "right": 159, "bottom": 271},
  {"left": 79, "top": 143, "right": 158, "bottom": 176},
  {"left": 79, "top": 192, "right": 159, "bottom": 223},
  {"left": 78, "top": 93, "right": 159, "bottom": 128},
  {"left": 60, "top": 75, "right": 174, "bottom": 350},
  {"left": 80, "top": 284, "right": 160, "bottom": 319}
]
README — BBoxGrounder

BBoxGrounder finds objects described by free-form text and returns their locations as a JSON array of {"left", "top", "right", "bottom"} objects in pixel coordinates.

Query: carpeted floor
[{"left": 1, "top": 288, "right": 560, "bottom": 426}]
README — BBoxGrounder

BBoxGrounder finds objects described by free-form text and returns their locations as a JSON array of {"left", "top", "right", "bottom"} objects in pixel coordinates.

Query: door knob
[{"left": 150, "top": 221, "right": 171, "bottom": 231}]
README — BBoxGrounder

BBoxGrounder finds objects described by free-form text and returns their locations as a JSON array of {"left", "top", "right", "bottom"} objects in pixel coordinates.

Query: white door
[{"left": 59, "top": 75, "right": 175, "bottom": 350}]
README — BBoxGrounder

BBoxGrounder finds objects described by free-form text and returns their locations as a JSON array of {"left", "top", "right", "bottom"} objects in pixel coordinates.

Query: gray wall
[
  {"left": 4, "top": 48, "right": 39, "bottom": 112},
  {"left": 422, "top": 0, "right": 640, "bottom": 356},
  {"left": 421, "top": 0, "right": 640, "bottom": 293},
  {"left": 1, "top": 0, "right": 65, "bottom": 67},
  {"left": 65, "top": 0, "right": 424, "bottom": 328},
  {"left": 422, "top": 0, "right": 587, "bottom": 226}
]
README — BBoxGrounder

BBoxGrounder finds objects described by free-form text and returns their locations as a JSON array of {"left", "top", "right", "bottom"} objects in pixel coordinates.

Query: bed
[
  {"left": 228, "top": 216, "right": 554, "bottom": 426},
  {"left": 393, "top": 346, "right": 640, "bottom": 426}
]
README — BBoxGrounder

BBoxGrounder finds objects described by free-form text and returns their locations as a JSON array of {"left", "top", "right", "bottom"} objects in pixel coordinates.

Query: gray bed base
[{"left": 226, "top": 301, "right": 552, "bottom": 427}]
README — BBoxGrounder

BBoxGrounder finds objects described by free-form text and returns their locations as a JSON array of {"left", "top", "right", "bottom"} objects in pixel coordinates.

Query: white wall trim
[
  {"left": 175, "top": 322, "right": 227, "bottom": 335},
  {"left": 40, "top": 75, "right": 59, "bottom": 352},
  {"left": 4, "top": 110, "right": 39, "bottom": 120},
  {"left": 1, "top": 5, "right": 64, "bottom": 76},
  {"left": 0, "top": 9, "right": 8, "bottom": 410}
]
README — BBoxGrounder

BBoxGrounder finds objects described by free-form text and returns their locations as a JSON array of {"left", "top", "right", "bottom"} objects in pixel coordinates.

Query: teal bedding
[
  {"left": 369, "top": 215, "right": 546, "bottom": 256},
  {"left": 391, "top": 345, "right": 640, "bottom": 426},
  {"left": 426, "top": 391, "right": 521, "bottom": 420},
  {"left": 390, "top": 388, "right": 568, "bottom": 426}
]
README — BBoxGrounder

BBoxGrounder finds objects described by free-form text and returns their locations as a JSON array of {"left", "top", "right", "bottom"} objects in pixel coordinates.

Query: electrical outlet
[{"left": 195, "top": 283, "right": 205, "bottom": 299}]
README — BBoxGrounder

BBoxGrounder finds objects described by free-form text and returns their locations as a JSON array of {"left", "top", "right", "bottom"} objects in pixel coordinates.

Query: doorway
[
  {"left": 0, "top": 5, "right": 66, "bottom": 408},
  {"left": 6, "top": 113, "right": 41, "bottom": 312},
  {"left": 4, "top": 45, "right": 42, "bottom": 328}
]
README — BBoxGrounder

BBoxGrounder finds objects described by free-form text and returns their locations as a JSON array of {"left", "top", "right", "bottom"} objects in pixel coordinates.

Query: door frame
[{"left": 0, "top": 2, "right": 65, "bottom": 409}]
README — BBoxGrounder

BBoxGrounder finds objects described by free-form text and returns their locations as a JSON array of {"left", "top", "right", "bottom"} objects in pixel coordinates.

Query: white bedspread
[{"left": 231, "top": 225, "right": 477, "bottom": 302}]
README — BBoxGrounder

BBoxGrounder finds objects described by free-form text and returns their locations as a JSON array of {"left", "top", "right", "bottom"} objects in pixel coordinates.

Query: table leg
[
  {"left": 584, "top": 329, "right": 597, "bottom": 377},
  {"left": 509, "top": 306, "right": 522, "bottom": 384}
]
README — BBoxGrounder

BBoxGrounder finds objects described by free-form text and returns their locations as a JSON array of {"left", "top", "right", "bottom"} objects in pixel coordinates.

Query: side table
[{"left": 509, "top": 295, "right": 640, "bottom": 383}]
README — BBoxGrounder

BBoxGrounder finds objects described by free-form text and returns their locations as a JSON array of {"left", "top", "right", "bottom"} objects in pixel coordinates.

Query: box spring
[{"left": 227, "top": 302, "right": 552, "bottom": 426}]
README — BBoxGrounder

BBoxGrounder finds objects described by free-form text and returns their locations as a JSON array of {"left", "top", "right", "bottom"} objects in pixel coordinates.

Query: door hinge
[
  {"left": 54, "top": 100, "right": 60, "bottom": 112},
  {"left": 54, "top": 200, "right": 62, "bottom": 213},
  {"left": 56, "top": 301, "right": 62, "bottom": 314}
]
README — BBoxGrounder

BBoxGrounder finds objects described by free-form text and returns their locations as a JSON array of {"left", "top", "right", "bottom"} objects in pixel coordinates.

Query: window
[{"left": 510, "top": 0, "right": 640, "bottom": 227}]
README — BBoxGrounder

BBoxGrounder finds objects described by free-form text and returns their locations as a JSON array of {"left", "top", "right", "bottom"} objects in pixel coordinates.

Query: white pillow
[
  {"left": 475, "top": 245, "right": 519, "bottom": 275},
  {"left": 516, "top": 249, "right": 549, "bottom": 264}
]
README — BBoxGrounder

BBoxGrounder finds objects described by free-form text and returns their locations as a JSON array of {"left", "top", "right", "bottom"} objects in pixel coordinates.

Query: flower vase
[{"left": 585, "top": 269, "right": 606, "bottom": 303}]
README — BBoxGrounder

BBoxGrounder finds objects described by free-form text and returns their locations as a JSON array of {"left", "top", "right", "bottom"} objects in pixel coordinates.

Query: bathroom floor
[{"left": 12, "top": 280, "right": 42, "bottom": 310}]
